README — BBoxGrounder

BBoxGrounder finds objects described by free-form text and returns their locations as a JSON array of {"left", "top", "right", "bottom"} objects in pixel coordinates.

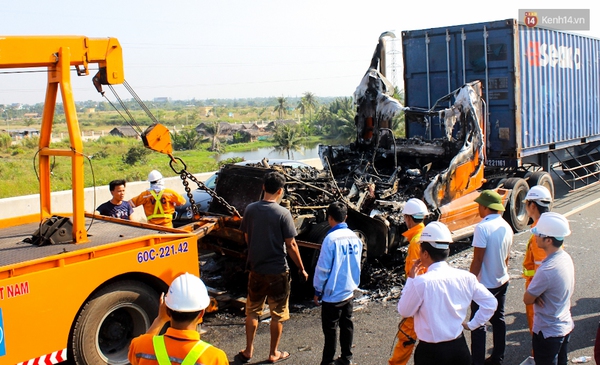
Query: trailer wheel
[
  {"left": 527, "top": 171, "right": 555, "bottom": 200},
  {"left": 502, "top": 177, "right": 530, "bottom": 232},
  {"left": 71, "top": 281, "right": 158, "bottom": 365}
]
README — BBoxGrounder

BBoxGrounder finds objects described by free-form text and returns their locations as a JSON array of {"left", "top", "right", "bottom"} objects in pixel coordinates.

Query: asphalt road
[{"left": 200, "top": 176, "right": 600, "bottom": 365}]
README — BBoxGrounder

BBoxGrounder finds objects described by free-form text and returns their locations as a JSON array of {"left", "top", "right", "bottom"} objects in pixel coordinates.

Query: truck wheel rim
[{"left": 96, "top": 303, "right": 151, "bottom": 364}]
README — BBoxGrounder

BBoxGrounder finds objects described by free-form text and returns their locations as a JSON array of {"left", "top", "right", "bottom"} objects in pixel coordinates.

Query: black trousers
[
  {"left": 532, "top": 331, "right": 571, "bottom": 365},
  {"left": 320, "top": 297, "right": 353, "bottom": 365},
  {"left": 471, "top": 281, "right": 509, "bottom": 365},
  {"left": 414, "top": 334, "right": 471, "bottom": 365}
]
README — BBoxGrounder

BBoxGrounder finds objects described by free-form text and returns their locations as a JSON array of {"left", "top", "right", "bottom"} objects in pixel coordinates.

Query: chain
[{"left": 169, "top": 157, "right": 241, "bottom": 218}]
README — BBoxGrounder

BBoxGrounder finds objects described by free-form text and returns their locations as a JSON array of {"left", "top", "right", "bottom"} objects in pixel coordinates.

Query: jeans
[
  {"left": 532, "top": 331, "right": 571, "bottom": 365},
  {"left": 414, "top": 334, "right": 471, "bottom": 365},
  {"left": 320, "top": 297, "right": 354, "bottom": 365},
  {"left": 471, "top": 281, "right": 508, "bottom": 365}
]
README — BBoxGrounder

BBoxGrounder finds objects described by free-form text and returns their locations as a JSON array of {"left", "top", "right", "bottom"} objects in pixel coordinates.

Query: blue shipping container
[{"left": 402, "top": 19, "right": 600, "bottom": 167}]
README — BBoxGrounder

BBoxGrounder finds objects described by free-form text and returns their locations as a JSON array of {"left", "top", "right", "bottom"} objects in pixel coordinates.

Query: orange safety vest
[
  {"left": 131, "top": 188, "right": 185, "bottom": 227},
  {"left": 153, "top": 336, "right": 211, "bottom": 365},
  {"left": 148, "top": 190, "right": 171, "bottom": 220},
  {"left": 523, "top": 221, "right": 547, "bottom": 278},
  {"left": 404, "top": 222, "right": 426, "bottom": 276}
]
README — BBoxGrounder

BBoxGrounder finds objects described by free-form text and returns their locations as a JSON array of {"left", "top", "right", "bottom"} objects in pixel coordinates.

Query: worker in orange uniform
[
  {"left": 130, "top": 170, "right": 185, "bottom": 228},
  {"left": 522, "top": 185, "right": 552, "bottom": 332},
  {"left": 128, "top": 272, "right": 229, "bottom": 364},
  {"left": 389, "top": 198, "right": 429, "bottom": 365}
]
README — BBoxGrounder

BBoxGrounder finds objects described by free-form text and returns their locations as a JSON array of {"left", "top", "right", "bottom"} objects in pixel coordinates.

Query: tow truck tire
[
  {"left": 527, "top": 171, "right": 555, "bottom": 200},
  {"left": 71, "top": 281, "right": 158, "bottom": 365},
  {"left": 502, "top": 177, "right": 530, "bottom": 233}
]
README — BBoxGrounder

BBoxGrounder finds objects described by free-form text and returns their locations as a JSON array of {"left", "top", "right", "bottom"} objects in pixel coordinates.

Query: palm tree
[
  {"left": 302, "top": 92, "right": 318, "bottom": 122},
  {"left": 312, "top": 97, "right": 356, "bottom": 141},
  {"left": 273, "top": 124, "right": 303, "bottom": 159},
  {"left": 171, "top": 129, "right": 202, "bottom": 151},
  {"left": 296, "top": 99, "right": 307, "bottom": 119},
  {"left": 274, "top": 96, "right": 288, "bottom": 120},
  {"left": 204, "top": 121, "right": 222, "bottom": 152}
]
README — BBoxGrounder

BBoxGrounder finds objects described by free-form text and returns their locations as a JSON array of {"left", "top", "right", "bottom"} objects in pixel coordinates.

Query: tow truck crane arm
[{"left": 0, "top": 36, "right": 124, "bottom": 243}]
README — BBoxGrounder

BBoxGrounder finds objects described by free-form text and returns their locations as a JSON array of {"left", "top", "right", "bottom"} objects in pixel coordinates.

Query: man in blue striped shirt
[{"left": 313, "top": 202, "right": 363, "bottom": 365}]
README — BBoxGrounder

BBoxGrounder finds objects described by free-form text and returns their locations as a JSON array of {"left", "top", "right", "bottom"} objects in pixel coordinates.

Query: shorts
[{"left": 246, "top": 270, "right": 291, "bottom": 321}]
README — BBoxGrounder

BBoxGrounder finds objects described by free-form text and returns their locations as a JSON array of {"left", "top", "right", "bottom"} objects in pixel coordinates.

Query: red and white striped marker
[{"left": 17, "top": 348, "right": 67, "bottom": 365}]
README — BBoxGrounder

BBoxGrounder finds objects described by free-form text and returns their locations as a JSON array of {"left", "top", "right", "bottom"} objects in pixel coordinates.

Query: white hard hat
[
  {"left": 165, "top": 273, "right": 210, "bottom": 312},
  {"left": 148, "top": 170, "right": 163, "bottom": 183},
  {"left": 420, "top": 221, "right": 453, "bottom": 249},
  {"left": 402, "top": 198, "right": 428, "bottom": 219},
  {"left": 531, "top": 212, "right": 571, "bottom": 240},
  {"left": 523, "top": 185, "right": 552, "bottom": 207}
]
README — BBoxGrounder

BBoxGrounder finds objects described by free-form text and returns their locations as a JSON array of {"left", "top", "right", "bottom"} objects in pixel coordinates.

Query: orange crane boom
[{"left": 0, "top": 36, "right": 124, "bottom": 243}]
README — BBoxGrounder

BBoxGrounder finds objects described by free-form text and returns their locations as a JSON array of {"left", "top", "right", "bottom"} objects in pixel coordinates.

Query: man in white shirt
[
  {"left": 398, "top": 222, "right": 497, "bottom": 365},
  {"left": 470, "top": 190, "right": 513, "bottom": 365}
]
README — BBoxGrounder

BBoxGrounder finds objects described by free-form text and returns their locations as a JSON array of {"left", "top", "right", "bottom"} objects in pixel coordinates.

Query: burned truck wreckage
[
  {"left": 199, "top": 80, "right": 500, "bottom": 266},
  {"left": 195, "top": 33, "right": 528, "bottom": 276}
]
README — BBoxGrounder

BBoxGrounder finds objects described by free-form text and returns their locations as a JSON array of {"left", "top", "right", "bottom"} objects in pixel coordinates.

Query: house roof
[{"left": 109, "top": 126, "right": 138, "bottom": 137}]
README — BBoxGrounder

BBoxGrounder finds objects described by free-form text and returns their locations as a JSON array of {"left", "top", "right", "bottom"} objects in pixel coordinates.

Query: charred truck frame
[{"left": 199, "top": 43, "right": 509, "bottom": 264}]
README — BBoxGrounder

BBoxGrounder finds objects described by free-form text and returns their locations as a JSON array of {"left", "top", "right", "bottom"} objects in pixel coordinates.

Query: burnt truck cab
[
  {"left": 321, "top": 77, "right": 509, "bottom": 248},
  {"left": 199, "top": 161, "right": 388, "bottom": 260}
]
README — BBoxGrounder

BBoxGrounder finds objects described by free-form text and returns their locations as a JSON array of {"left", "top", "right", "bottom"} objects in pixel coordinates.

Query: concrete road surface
[{"left": 200, "top": 176, "right": 600, "bottom": 364}]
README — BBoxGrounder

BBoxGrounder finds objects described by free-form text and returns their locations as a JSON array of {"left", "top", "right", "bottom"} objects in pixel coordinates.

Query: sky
[{"left": 1, "top": 0, "right": 599, "bottom": 105}]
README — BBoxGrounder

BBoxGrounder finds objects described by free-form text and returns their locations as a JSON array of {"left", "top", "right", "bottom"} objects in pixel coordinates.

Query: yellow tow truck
[{"left": 0, "top": 36, "right": 219, "bottom": 365}]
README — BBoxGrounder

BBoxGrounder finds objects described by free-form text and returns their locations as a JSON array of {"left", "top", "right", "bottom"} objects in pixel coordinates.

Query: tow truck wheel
[
  {"left": 71, "top": 281, "right": 158, "bottom": 365},
  {"left": 502, "top": 177, "right": 530, "bottom": 232}
]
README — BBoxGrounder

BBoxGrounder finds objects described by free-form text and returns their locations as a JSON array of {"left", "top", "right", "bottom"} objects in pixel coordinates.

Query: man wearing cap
[
  {"left": 523, "top": 212, "right": 574, "bottom": 365},
  {"left": 389, "top": 198, "right": 428, "bottom": 365},
  {"left": 128, "top": 272, "right": 229, "bottom": 365},
  {"left": 522, "top": 185, "right": 552, "bottom": 334},
  {"left": 470, "top": 190, "right": 513, "bottom": 365},
  {"left": 129, "top": 169, "right": 185, "bottom": 228},
  {"left": 398, "top": 221, "right": 497, "bottom": 365}
]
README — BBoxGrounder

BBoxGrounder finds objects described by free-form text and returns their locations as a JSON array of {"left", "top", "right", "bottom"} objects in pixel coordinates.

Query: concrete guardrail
[{"left": 0, "top": 158, "right": 323, "bottom": 222}]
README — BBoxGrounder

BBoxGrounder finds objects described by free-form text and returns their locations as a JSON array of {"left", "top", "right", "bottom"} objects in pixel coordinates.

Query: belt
[{"left": 419, "top": 333, "right": 464, "bottom": 345}]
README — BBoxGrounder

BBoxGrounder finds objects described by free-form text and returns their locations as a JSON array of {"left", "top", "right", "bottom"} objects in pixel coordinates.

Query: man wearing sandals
[{"left": 238, "top": 171, "right": 308, "bottom": 363}]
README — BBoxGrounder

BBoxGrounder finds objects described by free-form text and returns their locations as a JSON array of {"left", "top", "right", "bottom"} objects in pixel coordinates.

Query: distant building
[
  {"left": 195, "top": 122, "right": 243, "bottom": 136},
  {"left": 266, "top": 119, "right": 299, "bottom": 130},
  {"left": 241, "top": 123, "right": 261, "bottom": 130},
  {"left": 153, "top": 97, "right": 170, "bottom": 103},
  {"left": 234, "top": 129, "right": 260, "bottom": 143},
  {"left": 23, "top": 113, "right": 40, "bottom": 118},
  {"left": 1, "top": 128, "right": 39, "bottom": 139},
  {"left": 109, "top": 126, "right": 139, "bottom": 138}
]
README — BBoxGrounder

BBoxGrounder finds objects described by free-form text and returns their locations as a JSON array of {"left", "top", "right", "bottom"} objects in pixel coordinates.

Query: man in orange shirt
[
  {"left": 389, "top": 198, "right": 429, "bottom": 365},
  {"left": 128, "top": 273, "right": 229, "bottom": 365},
  {"left": 522, "top": 185, "right": 552, "bottom": 332},
  {"left": 130, "top": 170, "right": 185, "bottom": 228}
]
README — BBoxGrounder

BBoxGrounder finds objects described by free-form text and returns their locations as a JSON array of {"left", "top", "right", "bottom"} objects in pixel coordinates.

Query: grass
[{"left": 0, "top": 136, "right": 287, "bottom": 199}]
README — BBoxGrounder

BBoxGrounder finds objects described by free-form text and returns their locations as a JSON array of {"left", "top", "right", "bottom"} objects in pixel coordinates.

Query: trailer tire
[
  {"left": 527, "top": 171, "right": 554, "bottom": 200},
  {"left": 502, "top": 177, "right": 530, "bottom": 232},
  {"left": 71, "top": 281, "right": 158, "bottom": 365}
]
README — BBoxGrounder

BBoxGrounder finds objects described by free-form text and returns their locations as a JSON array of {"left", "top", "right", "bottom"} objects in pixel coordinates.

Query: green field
[{"left": 0, "top": 134, "right": 308, "bottom": 199}]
